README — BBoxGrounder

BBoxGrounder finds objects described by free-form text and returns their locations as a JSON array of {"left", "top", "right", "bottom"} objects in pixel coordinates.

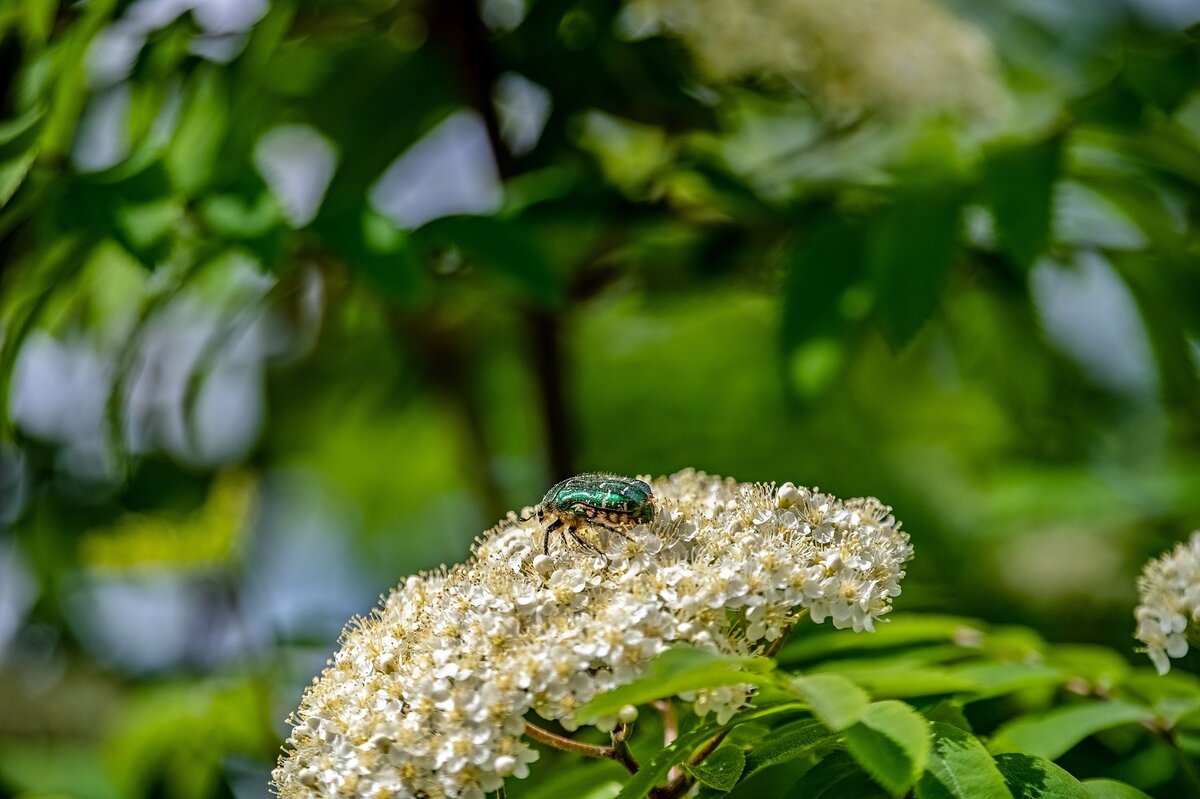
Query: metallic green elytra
[{"left": 526, "top": 473, "right": 655, "bottom": 554}]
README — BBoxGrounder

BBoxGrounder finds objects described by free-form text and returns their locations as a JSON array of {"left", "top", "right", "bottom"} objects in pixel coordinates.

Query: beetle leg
[
  {"left": 543, "top": 518, "right": 563, "bottom": 555},
  {"left": 567, "top": 525, "right": 604, "bottom": 554},
  {"left": 588, "top": 518, "right": 635, "bottom": 542}
]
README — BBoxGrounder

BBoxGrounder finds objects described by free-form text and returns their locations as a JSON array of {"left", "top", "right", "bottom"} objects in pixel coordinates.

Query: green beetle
[{"left": 524, "top": 473, "right": 655, "bottom": 554}]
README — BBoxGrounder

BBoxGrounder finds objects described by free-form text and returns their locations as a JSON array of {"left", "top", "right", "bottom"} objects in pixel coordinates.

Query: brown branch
[
  {"left": 524, "top": 721, "right": 641, "bottom": 775},
  {"left": 427, "top": 0, "right": 576, "bottom": 481}
]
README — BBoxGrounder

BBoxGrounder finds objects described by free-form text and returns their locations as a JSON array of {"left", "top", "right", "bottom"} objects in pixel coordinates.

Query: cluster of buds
[
  {"left": 1135, "top": 531, "right": 1200, "bottom": 675},
  {"left": 272, "top": 470, "right": 912, "bottom": 798}
]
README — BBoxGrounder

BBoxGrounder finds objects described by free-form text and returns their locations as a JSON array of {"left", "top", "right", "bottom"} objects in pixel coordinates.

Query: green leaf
[
  {"left": 200, "top": 191, "right": 284, "bottom": 240},
  {"left": 781, "top": 215, "right": 866, "bottom": 350},
  {"left": 0, "top": 234, "right": 94, "bottom": 435},
  {"left": 684, "top": 745, "right": 745, "bottom": 791},
  {"left": 514, "top": 760, "right": 626, "bottom": 799},
  {"left": 981, "top": 136, "right": 1062, "bottom": 272},
  {"left": 611, "top": 701, "right": 805, "bottom": 799},
  {"left": 415, "top": 215, "right": 562, "bottom": 307},
  {"left": 315, "top": 204, "right": 426, "bottom": 302},
  {"left": 166, "top": 66, "right": 229, "bottom": 195},
  {"left": 0, "top": 107, "right": 45, "bottom": 208},
  {"left": 843, "top": 700, "right": 932, "bottom": 797},
  {"left": 782, "top": 616, "right": 987, "bottom": 662},
  {"left": 814, "top": 663, "right": 980, "bottom": 699},
  {"left": 1082, "top": 779, "right": 1154, "bottom": 799},
  {"left": 790, "top": 752, "right": 889, "bottom": 799},
  {"left": 792, "top": 673, "right": 870, "bottom": 731},
  {"left": 921, "top": 701, "right": 972, "bottom": 732},
  {"left": 724, "top": 722, "right": 771, "bottom": 747},
  {"left": 989, "top": 701, "right": 1153, "bottom": 760},
  {"left": 1122, "top": 44, "right": 1196, "bottom": 112},
  {"left": 1044, "top": 645, "right": 1133, "bottom": 686},
  {"left": 952, "top": 663, "right": 1064, "bottom": 702},
  {"left": 576, "top": 647, "right": 775, "bottom": 724},
  {"left": 915, "top": 722, "right": 1012, "bottom": 799},
  {"left": 993, "top": 753, "right": 1090, "bottom": 799},
  {"left": 741, "top": 719, "right": 837, "bottom": 782},
  {"left": 0, "top": 743, "right": 117, "bottom": 799},
  {"left": 869, "top": 183, "right": 965, "bottom": 347}
]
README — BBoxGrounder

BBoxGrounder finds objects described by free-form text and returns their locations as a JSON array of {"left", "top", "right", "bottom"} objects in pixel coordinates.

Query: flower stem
[
  {"left": 655, "top": 699, "right": 679, "bottom": 747},
  {"left": 611, "top": 723, "right": 640, "bottom": 774},
  {"left": 523, "top": 721, "right": 640, "bottom": 775},
  {"left": 655, "top": 699, "right": 682, "bottom": 782}
]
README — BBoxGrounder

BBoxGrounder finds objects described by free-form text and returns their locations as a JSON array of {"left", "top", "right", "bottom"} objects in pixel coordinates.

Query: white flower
[
  {"left": 623, "top": 0, "right": 1005, "bottom": 122},
  {"left": 1135, "top": 532, "right": 1200, "bottom": 675},
  {"left": 273, "top": 470, "right": 912, "bottom": 798}
]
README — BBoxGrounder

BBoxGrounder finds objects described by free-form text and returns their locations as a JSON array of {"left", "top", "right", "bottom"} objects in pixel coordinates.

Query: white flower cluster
[
  {"left": 272, "top": 470, "right": 912, "bottom": 799},
  {"left": 1135, "top": 531, "right": 1200, "bottom": 675},
  {"left": 623, "top": 0, "right": 1004, "bottom": 121}
]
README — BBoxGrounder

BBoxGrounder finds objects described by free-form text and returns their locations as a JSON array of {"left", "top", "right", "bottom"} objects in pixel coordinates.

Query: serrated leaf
[
  {"left": 741, "top": 719, "right": 836, "bottom": 782},
  {"left": 576, "top": 647, "right": 775, "bottom": 724},
  {"left": 994, "top": 753, "right": 1090, "bottom": 799},
  {"left": 790, "top": 752, "right": 889, "bottom": 799},
  {"left": 989, "top": 701, "right": 1152, "bottom": 760},
  {"left": 1082, "top": 779, "right": 1154, "bottom": 799},
  {"left": 915, "top": 722, "right": 1011, "bottom": 799},
  {"left": 981, "top": 136, "right": 1062, "bottom": 272},
  {"left": 869, "top": 183, "right": 965, "bottom": 347},
  {"left": 843, "top": 700, "right": 932, "bottom": 797},
  {"left": 684, "top": 745, "right": 744, "bottom": 791},
  {"left": 793, "top": 673, "right": 870, "bottom": 731}
]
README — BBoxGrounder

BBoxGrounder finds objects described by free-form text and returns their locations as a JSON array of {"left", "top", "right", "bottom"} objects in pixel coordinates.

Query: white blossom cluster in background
[
  {"left": 621, "top": 0, "right": 1005, "bottom": 121},
  {"left": 273, "top": 469, "right": 912, "bottom": 799},
  {"left": 1135, "top": 531, "right": 1200, "bottom": 675}
]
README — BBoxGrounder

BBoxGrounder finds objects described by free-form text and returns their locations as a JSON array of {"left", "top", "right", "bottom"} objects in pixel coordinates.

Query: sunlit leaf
[
  {"left": 915, "top": 722, "right": 1011, "bottom": 799},
  {"left": 994, "top": 753, "right": 1090, "bottom": 799},
  {"left": 1082, "top": 779, "right": 1154, "bottom": 799},
  {"left": 843, "top": 700, "right": 932, "bottom": 797},
  {"left": 989, "top": 701, "right": 1153, "bottom": 760},
  {"left": 792, "top": 673, "right": 870, "bottom": 731},
  {"left": 782, "top": 616, "right": 988, "bottom": 662}
]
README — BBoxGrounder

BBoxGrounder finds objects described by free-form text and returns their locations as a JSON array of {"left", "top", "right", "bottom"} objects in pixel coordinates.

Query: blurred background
[{"left": 0, "top": 0, "right": 1198, "bottom": 796}]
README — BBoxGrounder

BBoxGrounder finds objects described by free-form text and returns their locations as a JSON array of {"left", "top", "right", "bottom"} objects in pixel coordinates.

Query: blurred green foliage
[{"left": 0, "top": 0, "right": 1197, "bottom": 796}]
